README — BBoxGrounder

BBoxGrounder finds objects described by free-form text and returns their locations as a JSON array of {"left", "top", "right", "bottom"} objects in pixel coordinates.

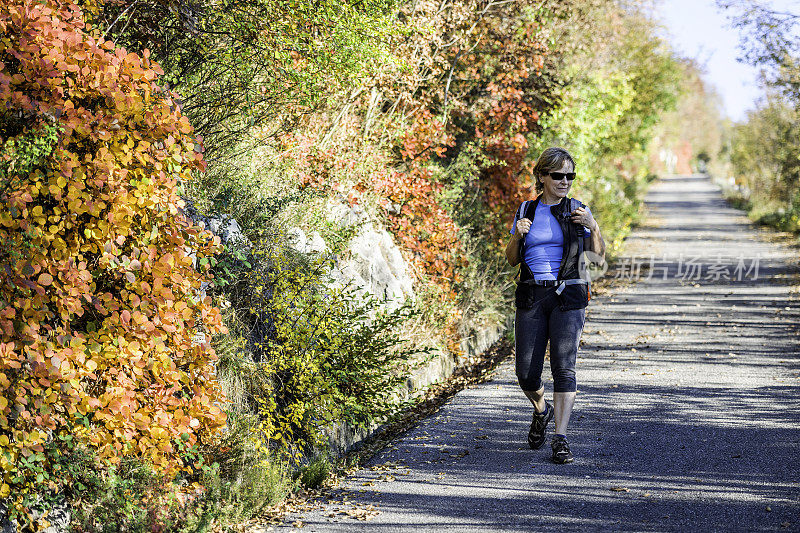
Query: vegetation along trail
[{"left": 269, "top": 174, "right": 800, "bottom": 532}]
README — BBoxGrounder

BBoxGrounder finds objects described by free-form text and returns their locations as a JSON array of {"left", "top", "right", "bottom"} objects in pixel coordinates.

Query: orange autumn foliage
[
  {"left": 376, "top": 111, "right": 463, "bottom": 298},
  {"left": 0, "top": 0, "right": 226, "bottom": 505}
]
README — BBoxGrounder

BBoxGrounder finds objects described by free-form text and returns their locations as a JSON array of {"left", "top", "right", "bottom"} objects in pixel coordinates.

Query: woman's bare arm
[
  {"left": 506, "top": 218, "right": 530, "bottom": 266},
  {"left": 506, "top": 232, "right": 523, "bottom": 266},
  {"left": 584, "top": 221, "right": 606, "bottom": 260}
]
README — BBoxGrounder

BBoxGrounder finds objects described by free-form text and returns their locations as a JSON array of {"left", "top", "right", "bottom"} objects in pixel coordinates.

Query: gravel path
[{"left": 269, "top": 175, "right": 800, "bottom": 532}]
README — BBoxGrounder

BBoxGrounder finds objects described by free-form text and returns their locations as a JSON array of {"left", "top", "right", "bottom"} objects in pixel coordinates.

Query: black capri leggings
[{"left": 514, "top": 285, "right": 586, "bottom": 392}]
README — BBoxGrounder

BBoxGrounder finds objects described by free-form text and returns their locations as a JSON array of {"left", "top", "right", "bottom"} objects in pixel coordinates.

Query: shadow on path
[{"left": 271, "top": 175, "right": 800, "bottom": 532}]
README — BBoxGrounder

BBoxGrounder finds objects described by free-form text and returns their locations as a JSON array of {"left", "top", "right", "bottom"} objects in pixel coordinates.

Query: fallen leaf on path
[{"left": 332, "top": 505, "right": 381, "bottom": 521}]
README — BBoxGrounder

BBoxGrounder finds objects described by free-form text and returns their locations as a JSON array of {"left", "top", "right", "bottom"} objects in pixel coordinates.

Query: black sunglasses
[{"left": 547, "top": 172, "right": 576, "bottom": 181}]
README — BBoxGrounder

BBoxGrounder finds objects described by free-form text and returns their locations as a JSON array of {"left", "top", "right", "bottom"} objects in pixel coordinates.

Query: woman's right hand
[{"left": 516, "top": 218, "right": 531, "bottom": 237}]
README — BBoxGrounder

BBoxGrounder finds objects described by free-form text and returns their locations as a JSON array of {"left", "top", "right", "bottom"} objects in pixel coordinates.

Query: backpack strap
[
  {"left": 518, "top": 200, "right": 531, "bottom": 223},
  {"left": 570, "top": 198, "right": 586, "bottom": 251},
  {"left": 517, "top": 200, "right": 535, "bottom": 281},
  {"left": 569, "top": 198, "right": 592, "bottom": 301}
]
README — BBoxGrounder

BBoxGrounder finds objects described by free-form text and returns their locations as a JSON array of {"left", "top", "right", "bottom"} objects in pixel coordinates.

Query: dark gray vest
[{"left": 516, "top": 195, "right": 589, "bottom": 310}]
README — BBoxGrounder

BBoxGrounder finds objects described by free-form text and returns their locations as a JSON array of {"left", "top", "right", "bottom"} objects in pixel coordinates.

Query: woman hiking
[{"left": 505, "top": 147, "right": 606, "bottom": 464}]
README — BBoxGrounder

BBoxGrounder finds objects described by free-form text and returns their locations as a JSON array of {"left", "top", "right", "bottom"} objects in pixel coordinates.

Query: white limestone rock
[
  {"left": 205, "top": 215, "right": 247, "bottom": 247},
  {"left": 326, "top": 201, "right": 369, "bottom": 227},
  {"left": 347, "top": 226, "right": 414, "bottom": 308},
  {"left": 323, "top": 200, "right": 415, "bottom": 310},
  {"left": 307, "top": 231, "right": 327, "bottom": 254},
  {"left": 286, "top": 226, "right": 307, "bottom": 253}
]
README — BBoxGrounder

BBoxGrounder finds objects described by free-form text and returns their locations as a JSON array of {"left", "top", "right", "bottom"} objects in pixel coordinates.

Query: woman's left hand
[{"left": 570, "top": 207, "right": 597, "bottom": 230}]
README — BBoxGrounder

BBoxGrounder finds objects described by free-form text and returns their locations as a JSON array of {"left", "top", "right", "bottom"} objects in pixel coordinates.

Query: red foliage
[
  {"left": 477, "top": 77, "right": 543, "bottom": 235},
  {"left": 373, "top": 110, "right": 463, "bottom": 297}
]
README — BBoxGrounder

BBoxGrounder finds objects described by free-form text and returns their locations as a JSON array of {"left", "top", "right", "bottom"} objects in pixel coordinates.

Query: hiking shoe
[
  {"left": 551, "top": 434, "right": 574, "bottom": 464},
  {"left": 528, "top": 401, "right": 553, "bottom": 450}
]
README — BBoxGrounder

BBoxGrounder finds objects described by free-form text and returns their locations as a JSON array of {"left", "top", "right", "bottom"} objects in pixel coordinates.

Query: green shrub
[
  {"left": 194, "top": 416, "right": 291, "bottom": 527},
  {"left": 69, "top": 455, "right": 186, "bottom": 533},
  {"left": 209, "top": 234, "right": 430, "bottom": 461},
  {"left": 293, "top": 457, "right": 332, "bottom": 490},
  {"left": 61, "top": 419, "right": 290, "bottom": 532},
  {"left": 728, "top": 93, "right": 800, "bottom": 234}
]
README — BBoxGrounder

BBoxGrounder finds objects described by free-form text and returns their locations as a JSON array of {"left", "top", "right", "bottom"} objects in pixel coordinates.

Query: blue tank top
[{"left": 509, "top": 201, "right": 592, "bottom": 280}]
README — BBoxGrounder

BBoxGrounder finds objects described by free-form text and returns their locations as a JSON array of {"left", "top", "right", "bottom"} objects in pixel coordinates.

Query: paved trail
[{"left": 272, "top": 175, "right": 800, "bottom": 532}]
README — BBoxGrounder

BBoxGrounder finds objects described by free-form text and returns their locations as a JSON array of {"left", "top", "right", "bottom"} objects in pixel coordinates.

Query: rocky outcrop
[
  {"left": 182, "top": 200, "right": 250, "bottom": 248},
  {"left": 184, "top": 197, "right": 415, "bottom": 311},
  {"left": 286, "top": 227, "right": 327, "bottom": 254},
  {"left": 182, "top": 197, "right": 508, "bottom": 457},
  {"left": 1, "top": 499, "right": 70, "bottom": 533},
  {"left": 286, "top": 201, "right": 415, "bottom": 311},
  {"left": 342, "top": 224, "right": 415, "bottom": 308}
]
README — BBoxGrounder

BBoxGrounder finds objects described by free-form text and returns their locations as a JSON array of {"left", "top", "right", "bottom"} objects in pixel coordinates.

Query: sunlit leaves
[
  {"left": 81, "top": 0, "right": 402, "bottom": 158},
  {"left": 234, "top": 243, "right": 424, "bottom": 462},
  {"left": 0, "top": 0, "right": 226, "bottom": 523}
]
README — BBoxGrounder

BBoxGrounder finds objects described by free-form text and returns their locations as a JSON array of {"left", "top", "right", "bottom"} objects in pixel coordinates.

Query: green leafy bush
[
  {"left": 729, "top": 94, "right": 800, "bottom": 233},
  {"left": 63, "top": 419, "right": 290, "bottom": 532},
  {"left": 193, "top": 417, "right": 291, "bottom": 527},
  {"left": 293, "top": 457, "right": 332, "bottom": 490},
  {"left": 210, "top": 235, "right": 429, "bottom": 461}
]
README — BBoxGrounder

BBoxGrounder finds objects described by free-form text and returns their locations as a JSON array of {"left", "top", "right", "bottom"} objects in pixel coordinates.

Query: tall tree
[{"left": 718, "top": 1, "right": 800, "bottom": 104}]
